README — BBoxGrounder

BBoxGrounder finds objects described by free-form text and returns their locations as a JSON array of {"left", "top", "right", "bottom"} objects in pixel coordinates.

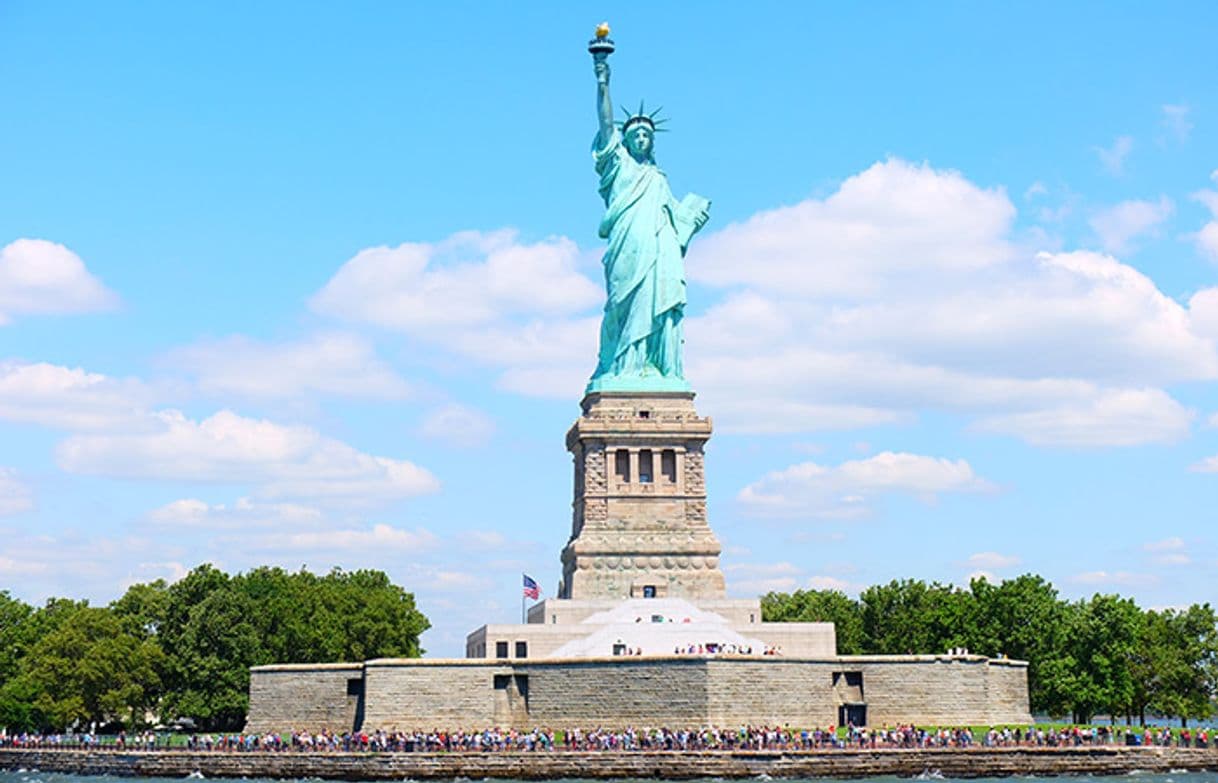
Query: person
[{"left": 587, "top": 51, "right": 710, "bottom": 391}]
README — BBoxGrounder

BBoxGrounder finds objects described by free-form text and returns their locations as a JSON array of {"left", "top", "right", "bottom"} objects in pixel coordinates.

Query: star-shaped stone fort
[{"left": 247, "top": 385, "right": 1030, "bottom": 732}]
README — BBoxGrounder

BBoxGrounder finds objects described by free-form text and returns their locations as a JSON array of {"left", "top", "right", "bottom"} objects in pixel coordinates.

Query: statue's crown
[{"left": 621, "top": 100, "right": 668, "bottom": 134}]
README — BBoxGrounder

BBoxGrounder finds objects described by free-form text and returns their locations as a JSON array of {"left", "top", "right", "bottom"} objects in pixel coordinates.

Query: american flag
[{"left": 522, "top": 573, "right": 541, "bottom": 600}]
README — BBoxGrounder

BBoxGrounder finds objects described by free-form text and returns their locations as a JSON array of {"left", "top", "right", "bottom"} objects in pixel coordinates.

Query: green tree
[
  {"left": 0, "top": 566, "right": 430, "bottom": 731},
  {"left": 1138, "top": 604, "right": 1218, "bottom": 726},
  {"left": 761, "top": 589, "right": 865, "bottom": 653},
  {"left": 0, "top": 591, "right": 35, "bottom": 729},
  {"left": 233, "top": 566, "right": 430, "bottom": 664},
  {"left": 300, "top": 568, "right": 430, "bottom": 661},
  {"left": 110, "top": 579, "right": 170, "bottom": 639},
  {"left": 1057, "top": 594, "right": 1141, "bottom": 724},
  {"left": 157, "top": 565, "right": 261, "bottom": 730},
  {"left": 859, "top": 579, "right": 973, "bottom": 655},
  {"left": 21, "top": 605, "right": 163, "bottom": 730},
  {"left": 156, "top": 564, "right": 430, "bottom": 730},
  {"left": 966, "top": 574, "right": 1069, "bottom": 715},
  {"left": 0, "top": 591, "right": 33, "bottom": 684},
  {"left": 1130, "top": 608, "right": 1169, "bottom": 725},
  {"left": 0, "top": 596, "right": 92, "bottom": 730}
]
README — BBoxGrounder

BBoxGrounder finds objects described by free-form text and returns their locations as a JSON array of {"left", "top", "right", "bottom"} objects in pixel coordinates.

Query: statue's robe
[{"left": 591, "top": 128, "right": 701, "bottom": 387}]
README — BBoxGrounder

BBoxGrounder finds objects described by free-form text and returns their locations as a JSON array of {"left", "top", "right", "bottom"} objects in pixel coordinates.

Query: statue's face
[{"left": 624, "top": 124, "right": 654, "bottom": 160}]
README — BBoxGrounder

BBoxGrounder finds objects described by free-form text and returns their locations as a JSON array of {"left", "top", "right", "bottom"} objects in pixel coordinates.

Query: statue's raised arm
[
  {"left": 583, "top": 23, "right": 711, "bottom": 395},
  {"left": 590, "top": 23, "right": 615, "bottom": 145}
]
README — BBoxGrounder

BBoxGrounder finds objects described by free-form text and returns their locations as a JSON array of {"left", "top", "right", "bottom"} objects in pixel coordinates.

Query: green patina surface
[{"left": 586, "top": 31, "right": 709, "bottom": 396}]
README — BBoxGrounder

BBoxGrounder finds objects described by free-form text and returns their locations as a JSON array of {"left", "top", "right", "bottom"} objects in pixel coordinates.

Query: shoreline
[{"left": 3, "top": 746, "right": 1218, "bottom": 780}]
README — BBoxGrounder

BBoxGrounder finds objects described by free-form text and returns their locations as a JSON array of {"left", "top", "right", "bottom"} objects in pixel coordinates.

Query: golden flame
[{"left": 595, "top": 22, "right": 610, "bottom": 39}]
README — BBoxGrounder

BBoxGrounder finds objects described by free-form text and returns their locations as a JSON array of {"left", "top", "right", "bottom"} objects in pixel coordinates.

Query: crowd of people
[
  {"left": 661, "top": 643, "right": 785, "bottom": 656},
  {"left": 0, "top": 724, "right": 1212, "bottom": 752}
]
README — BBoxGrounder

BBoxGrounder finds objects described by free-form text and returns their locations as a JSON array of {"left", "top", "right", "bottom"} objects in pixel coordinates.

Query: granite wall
[
  {"left": 245, "top": 663, "right": 362, "bottom": 734},
  {"left": 247, "top": 655, "right": 1031, "bottom": 734}
]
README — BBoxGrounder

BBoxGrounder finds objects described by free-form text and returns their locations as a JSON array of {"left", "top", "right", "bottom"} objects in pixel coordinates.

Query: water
[{"left": 4, "top": 774, "right": 1218, "bottom": 783}]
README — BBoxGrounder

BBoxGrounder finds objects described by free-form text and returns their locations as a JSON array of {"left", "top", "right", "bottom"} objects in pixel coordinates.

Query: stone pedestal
[{"left": 559, "top": 391, "right": 725, "bottom": 600}]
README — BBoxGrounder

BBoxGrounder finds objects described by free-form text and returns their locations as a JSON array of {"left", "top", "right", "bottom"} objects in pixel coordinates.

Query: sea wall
[{"left": 2, "top": 746, "right": 1217, "bottom": 780}]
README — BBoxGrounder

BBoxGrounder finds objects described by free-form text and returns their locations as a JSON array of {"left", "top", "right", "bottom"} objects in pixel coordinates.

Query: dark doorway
[{"left": 839, "top": 703, "right": 867, "bottom": 727}]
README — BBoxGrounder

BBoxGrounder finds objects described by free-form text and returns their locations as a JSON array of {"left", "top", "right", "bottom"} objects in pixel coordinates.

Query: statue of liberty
[{"left": 586, "top": 24, "right": 711, "bottom": 394}]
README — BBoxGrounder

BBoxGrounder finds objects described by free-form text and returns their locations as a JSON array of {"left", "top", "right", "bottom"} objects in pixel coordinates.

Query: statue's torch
[{"left": 588, "top": 22, "right": 614, "bottom": 61}]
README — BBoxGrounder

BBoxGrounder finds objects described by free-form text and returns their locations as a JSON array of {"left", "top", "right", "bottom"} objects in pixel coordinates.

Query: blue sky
[{"left": 2, "top": 2, "right": 1217, "bottom": 656}]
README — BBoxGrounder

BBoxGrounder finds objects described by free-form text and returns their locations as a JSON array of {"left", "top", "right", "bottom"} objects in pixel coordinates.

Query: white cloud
[
  {"left": 974, "top": 388, "right": 1192, "bottom": 447},
  {"left": 794, "top": 251, "right": 1215, "bottom": 387},
  {"left": 721, "top": 562, "right": 809, "bottom": 595},
  {"left": 311, "top": 230, "right": 601, "bottom": 397},
  {"left": 1197, "top": 223, "right": 1218, "bottom": 262},
  {"left": 0, "top": 556, "right": 49, "bottom": 576},
  {"left": 706, "top": 396, "right": 904, "bottom": 436},
  {"left": 967, "top": 551, "right": 1021, "bottom": 570},
  {"left": 57, "top": 409, "right": 439, "bottom": 502},
  {"left": 807, "top": 575, "right": 853, "bottom": 592},
  {"left": 1189, "top": 287, "right": 1218, "bottom": 341},
  {"left": 1152, "top": 553, "right": 1190, "bottom": 566},
  {"left": 118, "top": 562, "right": 190, "bottom": 591},
  {"left": 0, "top": 468, "right": 33, "bottom": 516},
  {"left": 1190, "top": 455, "right": 1218, "bottom": 473},
  {"left": 724, "top": 561, "right": 803, "bottom": 577},
  {"left": 432, "top": 570, "right": 492, "bottom": 590},
  {"left": 167, "top": 333, "right": 410, "bottom": 400},
  {"left": 967, "top": 570, "right": 999, "bottom": 585},
  {"left": 0, "top": 361, "right": 152, "bottom": 431},
  {"left": 419, "top": 403, "right": 495, "bottom": 447},
  {"left": 693, "top": 159, "right": 1016, "bottom": 298},
  {"left": 681, "top": 161, "right": 1214, "bottom": 445},
  {"left": 455, "top": 530, "right": 508, "bottom": 549},
  {"left": 1161, "top": 104, "right": 1193, "bottom": 143},
  {"left": 147, "top": 497, "right": 325, "bottom": 529},
  {"left": 728, "top": 576, "right": 800, "bottom": 595},
  {"left": 738, "top": 451, "right": 993, "bottom": 518},
  {"left": 263, "top": 523, "right": 438, "bottom": 552},
  {"left": 1071, "top": 570, "right": 1157, "bottom": 587},
  {"left": 1095, "top": 135, "right": 1133, "bottom": 175},
  {"left": 1089, "top": 196, "right": 1173, "bottom": 253},
  {"left": 788, "top": 530, "right": 848, "bottom": 545},
  {"left": 1143, "top": 537, "right": 1185, "bottom": 552},
  {"left": 0, "top": 529, "right": 170, "bottom": 599},
  {"left": 0, "top": 239, "right": 117, "bottom": 324},
  {"left": 1191, "top": 173, "right": 1218, "bottom": 262},
  {"left": 311, "top": 230, "right": 599, "bottom": 328}
]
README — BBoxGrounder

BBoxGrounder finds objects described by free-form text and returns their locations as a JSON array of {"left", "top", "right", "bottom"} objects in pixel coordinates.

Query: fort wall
[
  {"left": 246, "top": 655, "right": 1031, "bottom": 734},
  {"left": 245, "top": 663, "right": 362, "bottom": 735}
]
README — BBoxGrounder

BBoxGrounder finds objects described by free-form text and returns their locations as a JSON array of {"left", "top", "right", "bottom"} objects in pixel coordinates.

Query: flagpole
[{"left": 521, "top": 589, "right": 525, "bottom": 624}]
